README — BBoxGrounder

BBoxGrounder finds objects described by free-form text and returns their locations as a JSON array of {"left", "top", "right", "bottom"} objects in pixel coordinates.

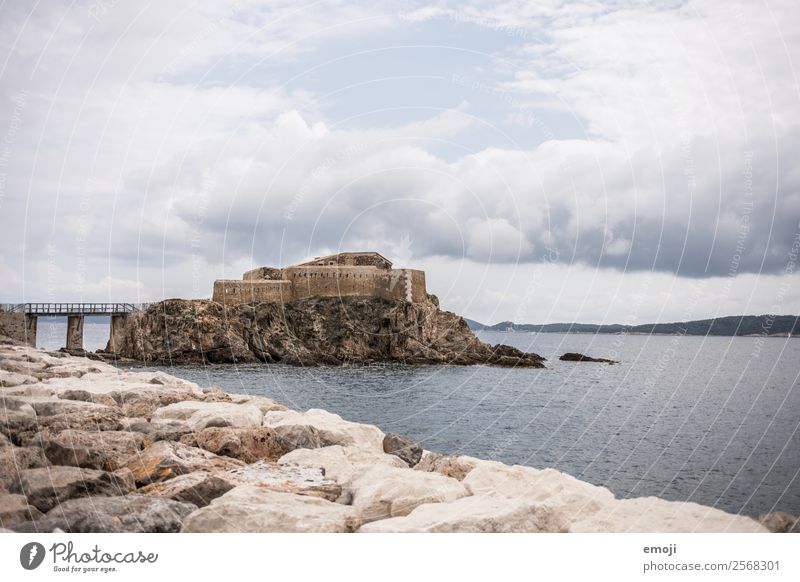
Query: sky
[{"left": 0, "top": 0, "right": 798, "bottom": 325}]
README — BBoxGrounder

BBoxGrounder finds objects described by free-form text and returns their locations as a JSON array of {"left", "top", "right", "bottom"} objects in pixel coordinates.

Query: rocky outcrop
[
  {"left": 758, "top": 512, "right": 800, "bottom": 533},
  {"left": 0, "top": 344, "right": 777, "bottom": 533},
  {"left": 382, "top": 433, "right": 423, "bottom": 466},
  {"left": 122, "top": 441, "right": 244, "bottom": 486},
  {"left": 11, "top": 495, "right": 196, "bottom": 533},
  {"left": 107, "top": 297, "right": 545, "bottom": 367},
  {"left": 559, "top": 352, "right": 617, "bottom": 363},
  {"left": 180, "top": 485, "right": 361, "bottom": 533},
  {"left": 11, "top": 466, "right": 134, "bottom": 512}
]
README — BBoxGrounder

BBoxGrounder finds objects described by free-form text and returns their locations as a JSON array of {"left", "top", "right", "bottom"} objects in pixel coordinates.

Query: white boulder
[{"left": 180, "top": 485, "right": 361, "bottom": 532}]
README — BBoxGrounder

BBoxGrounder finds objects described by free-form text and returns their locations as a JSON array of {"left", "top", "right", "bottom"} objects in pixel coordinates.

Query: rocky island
[
  {"left": 0, "top": 339, "right": 785, "bottom": 533},
  {"left": 104, "top": 252, "right": 545, "bottom": 367}
]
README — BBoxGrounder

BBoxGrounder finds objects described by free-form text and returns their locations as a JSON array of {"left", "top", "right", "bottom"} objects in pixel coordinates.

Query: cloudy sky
[{"left": 1, "top": 0, "right": 798, "bottom": 324}]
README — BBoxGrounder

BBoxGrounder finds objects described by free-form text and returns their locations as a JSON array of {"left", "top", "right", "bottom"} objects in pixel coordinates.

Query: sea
[{"left": 37, "top": 319, "right": 800, "bottom": 517}]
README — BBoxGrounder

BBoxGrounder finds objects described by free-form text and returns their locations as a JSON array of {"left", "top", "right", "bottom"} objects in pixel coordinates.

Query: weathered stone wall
[
  {"left": 302, "top": 253, "right": 392, "bottom": 268},
  {"left": 283, "top": 266, "right": 426, "bottom": 303},
  {"left": 243, "top": 267, "right": 283, "bottom": 281},
  {"left": 212, "top": 280, "right": 292, "bottom": 305},
  {"left": 0, "top": 312, "right": 29, "bottom": 345}
]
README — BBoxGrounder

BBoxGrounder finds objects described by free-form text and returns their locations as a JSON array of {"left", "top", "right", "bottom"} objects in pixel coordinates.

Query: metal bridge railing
[{"left": 0, "top": 303, "right": 151, "bottom": 315}]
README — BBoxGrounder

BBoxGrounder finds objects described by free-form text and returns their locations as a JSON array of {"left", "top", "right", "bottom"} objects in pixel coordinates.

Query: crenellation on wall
[{"left": 211, "top": 252, "right": 428, "bottom": 306}]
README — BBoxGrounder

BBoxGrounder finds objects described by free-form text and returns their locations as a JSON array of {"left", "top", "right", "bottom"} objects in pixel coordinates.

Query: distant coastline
[{"left": 467, "top": 314, "right": 799, "bottom": 337}]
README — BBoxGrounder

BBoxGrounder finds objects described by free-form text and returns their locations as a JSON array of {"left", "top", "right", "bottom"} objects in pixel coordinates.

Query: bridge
[{"left": 0, "top": 303, "right": 149, "bottom": 352}]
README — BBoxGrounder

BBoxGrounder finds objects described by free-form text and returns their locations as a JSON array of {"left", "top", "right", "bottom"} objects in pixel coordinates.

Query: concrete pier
[
  {"left": 108, "top": 314, "right": 127, "bottom": 352},
  {"left": 24, "top": 315, "right": 37, "bottom": 347},
  {"left": 66, "top": 315, "right": 84, "bottom": 351}
]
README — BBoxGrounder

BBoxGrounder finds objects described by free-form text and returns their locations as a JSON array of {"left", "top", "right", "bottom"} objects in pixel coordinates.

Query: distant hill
[{"left": 467, "top": 315, "right": 800, "bottom": 337}]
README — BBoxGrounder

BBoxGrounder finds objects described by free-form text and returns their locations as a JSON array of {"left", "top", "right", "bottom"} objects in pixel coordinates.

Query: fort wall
[
  {"left": 211, "top": 253, "right": 428, "bottom": 307},
  {"left": 212, "top": 280, "right": 292, "bottom": 305}
]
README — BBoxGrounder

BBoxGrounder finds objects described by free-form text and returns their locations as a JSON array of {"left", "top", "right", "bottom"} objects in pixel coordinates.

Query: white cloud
[{"left": 1, "top": 0, "right": 798, "bottom": 323}]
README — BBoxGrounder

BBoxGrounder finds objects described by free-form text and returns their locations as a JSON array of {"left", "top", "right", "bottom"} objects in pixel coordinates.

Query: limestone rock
[
  {"left": 0, "top": 445, "right": 49, "bottom": 490},
  {"left": 264, "top": 408, "right": 384, "bottom": 453},
  {"left": 181, "top": 485, "right": 360, "bottom": 532},
  {"left": 138, "top": 472, "right": 235, "bottom": 507},
  {"left": 43, "top": 430, "right": 145, "bottom": 471},
  {"left": 221, "top": 461, "right": 342, "bottom": 502},
  {"left": 12, "top": 495, "right": 196, "bottom": 533},
  {"left": 571, "top": 496, "right": 768, "bottom": 533},
  {"left": 279, "top": 445, "right": 407, "bottom": 489},
  {"left": 414, "top": 452, "right": 478, "bottom": 481},
  {"left": 11, "top": 466, "right": 134, "bottom": 512},
  {"left": 464, "top": 463, "right": 615, "bottom": 518},
  {"left": 0, "top": 493, "right": 44, "bottom": 527},
  {"left": 382, "top": 433, "right": 422, "bottom": 466},
  {"left": 0, "top": 369, "right": 38, "bottom": 387},
  {"left": 758, "top": 512, "right": 800, "bottom": 533},
  {"left": 272, "top": 424, "right": 329, "bottom": 452},
  {"left": 359, "top": 494, "right": 568, "bottom": 533},
  {"left": 152, "top": 401, "right": 263, "bottom": 431},
  {"left": 58, "top": 389, "right": 118, "bottom": 407},
  {"left": 126, "top": 420, "right": 193, "bottom": 443},
  {"left": 122, "top": 441, "right": 244, "bottom": 486},
  {"left": 228, "top": 394, "right": 287, "bottom": 414},
  {"left": 350, "top": 465, "right": 470, "bottom": 523},
  {"left": 180, "top": 426, "right": 283, "bottom": 463},
  {"left": 0, "top": 432, "right": 10, "bottom": 447},
  {"left": 20, "top": 396, "right": 113, "bottom": 417}
]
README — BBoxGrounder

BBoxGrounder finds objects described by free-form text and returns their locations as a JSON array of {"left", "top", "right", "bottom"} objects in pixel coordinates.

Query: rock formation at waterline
[
  {"left": 0, "top": 341, "right": 774, "bottom": 533},
  {"left": 106, "top": 297, "right": 545, "bottom": 367}
]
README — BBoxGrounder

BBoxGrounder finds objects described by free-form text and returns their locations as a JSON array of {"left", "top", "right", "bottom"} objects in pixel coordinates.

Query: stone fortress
[{"left": 212, "top": 252, "right": 428, "bottom": 306}]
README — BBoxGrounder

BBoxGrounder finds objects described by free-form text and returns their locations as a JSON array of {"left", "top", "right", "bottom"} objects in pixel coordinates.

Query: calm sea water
[{"left": 40, "top": 321, "right": 799, "bottom": 516}]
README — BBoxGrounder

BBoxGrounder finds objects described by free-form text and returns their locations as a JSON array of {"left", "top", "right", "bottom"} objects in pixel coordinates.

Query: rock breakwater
[{"left": 0, "top": 341, "right": 772, "bottom": 533}]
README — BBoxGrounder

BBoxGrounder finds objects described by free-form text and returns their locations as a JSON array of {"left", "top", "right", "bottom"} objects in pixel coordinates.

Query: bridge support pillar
[
  {"left": 108, "top": 314, "right": 127, "bottom": 353},
  {"left": 24, "top": 315, "right": 37, "bottom": 347},
  {"left": 66, "top": 315, "right": 84, "bottom": 351}
]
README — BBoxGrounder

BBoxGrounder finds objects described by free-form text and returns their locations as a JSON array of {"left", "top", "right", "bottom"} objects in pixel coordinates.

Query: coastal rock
[
  {"left": 21, "top": 397, "right": 113, "bottom": 417},
  {"left": 181, "top": 426, "right": 283, "bottom": 463},
  {"left": 571, "top": 496, "right": 769, "bottom": 533},
  {"left": 758, "top": 512, "right": 800, "bottom": 533},
  {"left": 350, "top": 465, "right": 470, "bottom": 523},
  {"left": 58, "top": 389, "right": 118, "bottom": 407},
  {"left": 122, "top": 441, "right": 244, "bottom": 486},
  {"left": 138, "top": 472, "right": 235, "bottom": 507},
  {"left": 0, "top": 446, "right": 49, "bottom": 490},
  {"left": 278, "top": 445, "right": 408, "bottom": 490},
  {"left": 559, "top": 352, "right": 617, "bottom": 364},
  {"left": 359, "top": 494, "right": 568, "bottom": 533},
  {"left": 11, "top": 466, "right": 134, "bottom": 512},
  {"left": 464, "top": 463, "right": 615, "bottom": 518},
  {"left": 126, "top": 420, "right": 193, "bottom": 443},
  {"left": 0, "top": 493, "right": 44, "bottom": 527},
  {"left": 152, "top": 401, "right": 263, "bottom": 431},
  {"left": 0, "top": 432, "right": 10, "bottom": 447},
  {"left": 0, "top": 370, "right": 38, "bottom": 387},
  {"left": 43, "top": 430, "right": 145, "bottom": 471},
  {"left": 228, "top": 394, "right": 287, "bottom": 414},
  {"left": 109, "top": 297, "right": 545, "bottom": 368},
  {"left": 414, "top": 452, "right": 479, "bottom": 480},
  {"left": 220, "top": 461, "right": 342, "bottom": 502},
  {"left": 382, "top": 433, "right": 423, "bottom": 466},
  {"left": 12, "top": 495, "right": 197, "bottom": 533},
  {"left": 180, "top": 485, "right": 361, "bottom": 533},
  {"left": 0, "top": 394, "right": 37, "bottom": 419},
  {"left": 265, "top": 409, "right": 385, "bottom": 453}
]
